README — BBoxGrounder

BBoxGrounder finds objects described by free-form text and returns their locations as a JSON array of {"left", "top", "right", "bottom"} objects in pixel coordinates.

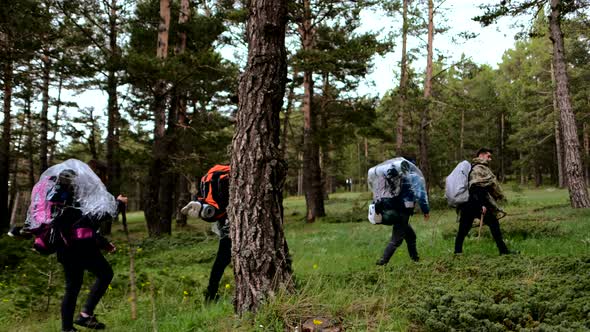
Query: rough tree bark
[
  {"left": 299, "top": 0, "right": 325, "bottom": 222},
  {"left": 548, "top": 0, "right": 590, "bottom": 207},
  {"left": 419, "top": 0, "right": 433, "bottom": 187},
  {"left": 145, "top": 0, "right": 172, "bottom": 236},
  {"left": 229, "top": 0, "right": 294, "bottom": 314},
  {"left": 396, "top": 0, "right": 409, "bottom": 154}
]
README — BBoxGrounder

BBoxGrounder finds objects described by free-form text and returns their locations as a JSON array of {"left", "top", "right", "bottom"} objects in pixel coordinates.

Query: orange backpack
[{"left": 198, "top": 165, "right": 230, "bottom": 221}]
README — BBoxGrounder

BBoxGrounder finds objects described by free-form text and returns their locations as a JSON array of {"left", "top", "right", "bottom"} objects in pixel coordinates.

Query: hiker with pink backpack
[{"left": 23, "top": 159, "right": 126, "bottom": 331}]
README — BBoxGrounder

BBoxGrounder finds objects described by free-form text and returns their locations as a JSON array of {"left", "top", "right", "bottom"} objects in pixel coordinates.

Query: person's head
[
  {"left": 475, "top": 148, "right": 493, "bottom": 161},
  {"left": 57, "top": 169, "right": 77, "bottom": 195}
]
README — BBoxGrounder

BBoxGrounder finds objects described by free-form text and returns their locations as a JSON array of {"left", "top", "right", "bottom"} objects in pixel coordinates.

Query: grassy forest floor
[{"left": 1, "top": 187, "right": 590, "bottom": 331}]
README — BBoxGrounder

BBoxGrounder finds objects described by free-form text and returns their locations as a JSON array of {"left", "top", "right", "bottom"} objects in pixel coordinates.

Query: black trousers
[
  {"left": 454, "top": 208, "right": 509, "bottom": 254},
  {"left": 206, "top": 236, "right": 232, "bottom": 298},
  {"left": 58, "top": 247, "right": 113, "bottom": 330},
  {"left": 381, "top": 211, "right": 419, "bottom": 263}
]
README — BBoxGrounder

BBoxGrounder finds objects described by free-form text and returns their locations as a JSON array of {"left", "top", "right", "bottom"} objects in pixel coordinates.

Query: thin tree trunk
[
  {"left": 300, "top": 0, "right": 325, "bottom": 222},
  {"left": 106, "top": 0, "right": 121, "bottom": 201},
  {"left": 549, "top": 0, "right": 590, "bottom": 207},
  {"left": 175, "top": 0, "right": 191, "bottom": 227},
  {"left": 1, "top": 61, "right": 13, "bottom": 231},
  {"left": 460, "top": 109, "right": 464, "bottom": 159},
  {"left": 230, "top": 0, "right": 293, "bottom": 314},
  {"left": 145, "top": 0, "right": 172, "bottom": 236},
  {"left": 281, "top": 69, "right": 298, "bottom": 159},
  {"left": 40, "top": 51, "right": 50, "bottom": 174},
  {"left": 297, "top": 152, "right": 303, "bottom": 196},
  {"left": 419, "top": 0, "right": 434, "bottom": 188},
  {"left": 520, "top": 151, "right": 526, "bottom": 185},
  {"left": 499, "top": 111, "right": 505, "bottom": 182},
  {"left": 396, "top": 0, "right": 409, "bottom": 154},
  {"left": 551, "top": 62, "right": 565, "bottom": 188},
  {"left": 584, "top": 122, "right": 589, "bottom": 186},
  {"left": 8, "top": 114, "right": 24, "bottom": 223},
  {"left": 48, "top": 74, "right": 62, "bottom": 165},
  {"left": 24, "top": 95, "right": 35, "bottom": 189}
]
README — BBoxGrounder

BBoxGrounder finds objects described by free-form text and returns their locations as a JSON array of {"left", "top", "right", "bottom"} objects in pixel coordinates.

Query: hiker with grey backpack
[{"left": 446, "top": 148, "right": 517, "bottom": 255}]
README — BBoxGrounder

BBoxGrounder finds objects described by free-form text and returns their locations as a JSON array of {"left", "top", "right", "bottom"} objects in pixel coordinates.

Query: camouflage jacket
[{"left": 468, "top": 157, "right": 505, "bottom": 211}]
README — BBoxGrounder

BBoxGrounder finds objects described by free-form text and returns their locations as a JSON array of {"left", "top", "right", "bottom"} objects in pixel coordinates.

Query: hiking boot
[
  {"left": 62, "top": 328, "right": 78, "bottom": 332},
  {"left": 74, "top": 315, "right": 105, "bottom": 330},
  {"left": 376, "top": 258, "right": 387, "bottom": 266}
]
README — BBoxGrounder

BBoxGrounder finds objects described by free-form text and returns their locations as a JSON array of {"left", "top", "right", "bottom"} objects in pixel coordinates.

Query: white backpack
[{"left": 444, "top": 160, "right": 471, "bottom": 207}]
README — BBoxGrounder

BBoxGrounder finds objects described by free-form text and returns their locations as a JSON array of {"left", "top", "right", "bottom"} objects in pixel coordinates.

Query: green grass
[{"left": 1, "top": 188, "right": 589, "bottom": 331}]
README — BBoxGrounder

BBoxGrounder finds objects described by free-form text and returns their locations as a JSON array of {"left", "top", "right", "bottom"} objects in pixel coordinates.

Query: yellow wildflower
[
  {"left": 313, "top": 319, "right": 323, "bottom": 325},
  {"left": 225, "top": 284, "right": 231, "bottom": 289}
]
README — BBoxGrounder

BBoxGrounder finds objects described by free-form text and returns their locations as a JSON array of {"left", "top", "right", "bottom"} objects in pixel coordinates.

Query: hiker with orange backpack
[{"left": 181, "top": 164, "right": 231, "bottom": 302}]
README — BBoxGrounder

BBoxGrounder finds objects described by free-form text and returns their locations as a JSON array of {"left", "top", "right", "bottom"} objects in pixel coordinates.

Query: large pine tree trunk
[
  {"left": 419, "top": 0, "right": 433, "bottom": 187},
  {"left": 548, "top": 0, "right": 590, "bottom": 208},
  {"left": 396, "top": 0, "right": 409, "bottom": 154},
  {"left": 39, "top": 51, "right": 50, "bottom": 174},
  {"left": 230, "top": 0, "right": 293, "bottom": 314},
  {"left": 0, "top": 61, "right": 13, "bottom": 231},
  {"left": 145, "top": 0, "right": 172, "bottom": 236},
  {"left": 300, "top": 0, "right": 324, "bottom": 222}
]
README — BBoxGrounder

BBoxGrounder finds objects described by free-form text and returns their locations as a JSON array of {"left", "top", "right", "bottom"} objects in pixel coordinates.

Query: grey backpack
[{"left": 444, "top": 160, "right": 471, "bottom": 207}]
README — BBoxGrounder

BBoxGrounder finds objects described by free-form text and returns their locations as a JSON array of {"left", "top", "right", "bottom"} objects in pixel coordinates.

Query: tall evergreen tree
[{"left": 476, "top": 0, "right": 590, "bottom": 207}]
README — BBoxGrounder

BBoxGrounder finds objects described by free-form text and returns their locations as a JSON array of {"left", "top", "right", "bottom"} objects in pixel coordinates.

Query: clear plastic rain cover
[
  {"left": 25, "top": 159, "right": 117, "bottom": 230},
  {"left": 367, "top": 157, "right": 425, "bottom": 202}
]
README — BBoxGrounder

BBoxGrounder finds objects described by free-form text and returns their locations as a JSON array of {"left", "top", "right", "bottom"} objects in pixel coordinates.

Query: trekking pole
[{"left": 120, "top": 204, "right": 138, "bottom": 320}]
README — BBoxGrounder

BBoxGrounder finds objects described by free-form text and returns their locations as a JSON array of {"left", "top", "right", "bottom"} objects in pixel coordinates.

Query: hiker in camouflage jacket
[{"left": 454, "top": 148, "right": 516, "bottom": 255}]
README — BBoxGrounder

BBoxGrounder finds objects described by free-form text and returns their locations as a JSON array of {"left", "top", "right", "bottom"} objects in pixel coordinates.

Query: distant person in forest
[
  {"left": 376, "top": 160, "right": 430, "bottom": 265},
  {"left": 454, "top": 148, "right": 516, "bottom": 255}
]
